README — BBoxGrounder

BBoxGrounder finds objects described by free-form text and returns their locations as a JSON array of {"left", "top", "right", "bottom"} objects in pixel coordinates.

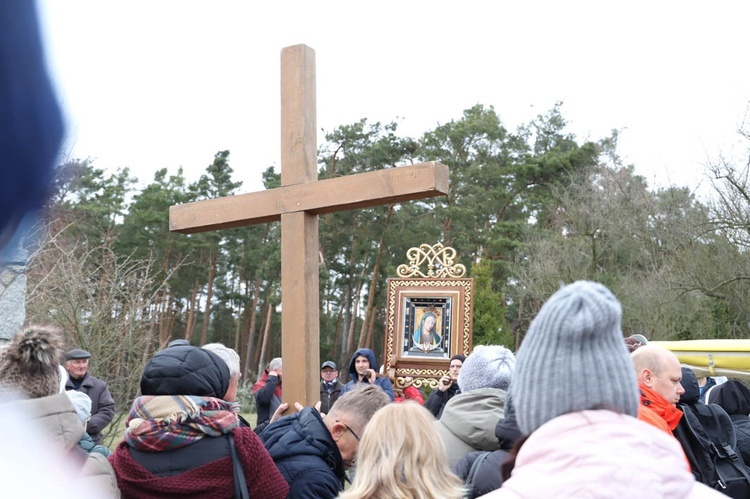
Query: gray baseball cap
[
  {"left": 66, "top": 349, "right": 91, "bottom": 361},
  {"left": 321, "top": 361, "right": 337, "bottom": 370}
]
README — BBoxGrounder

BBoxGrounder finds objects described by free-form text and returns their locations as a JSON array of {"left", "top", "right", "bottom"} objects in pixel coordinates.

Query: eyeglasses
[{"left": 337, "top": 420, "right": 360, "bottom": 441}]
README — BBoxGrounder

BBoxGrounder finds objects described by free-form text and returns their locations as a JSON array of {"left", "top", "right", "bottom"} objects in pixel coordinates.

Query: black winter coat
[
  {"left": 454, "top": 449, "right": 510, "bottom": 499},
  {"left": 259, "top": 407, "right": 345, "bottom": 499},
  {"left": 424, "top": 383, "right": 460, "bottom": 419},
  {"left": 319, "top": 380, "right": 343, "bottom": 415}
]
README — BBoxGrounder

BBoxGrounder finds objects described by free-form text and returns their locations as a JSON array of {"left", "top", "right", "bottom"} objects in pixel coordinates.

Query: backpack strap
[
  {"left": 706, "top": 406, "right": 750, "bottom": 489},
  {"left": 229, "top": 433, "right": 249, "bottom": 499},
  {"left": 466, "top": 451, "right": 491, "bottom": 497}
]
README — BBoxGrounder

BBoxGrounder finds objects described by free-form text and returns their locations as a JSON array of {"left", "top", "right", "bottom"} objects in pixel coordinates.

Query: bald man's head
[{"left": 631, "top": 345, "right": 685, "bottom": 405}]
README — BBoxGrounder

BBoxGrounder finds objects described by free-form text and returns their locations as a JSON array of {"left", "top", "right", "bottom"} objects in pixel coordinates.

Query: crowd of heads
[{"left": 4, "top": 279, "right": 748, "bottom": 498}]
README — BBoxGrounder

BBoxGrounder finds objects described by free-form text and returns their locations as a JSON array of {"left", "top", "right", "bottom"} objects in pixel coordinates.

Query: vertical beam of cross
[{"left": 279, "top": 45, "right": 319, "bottom": 409}]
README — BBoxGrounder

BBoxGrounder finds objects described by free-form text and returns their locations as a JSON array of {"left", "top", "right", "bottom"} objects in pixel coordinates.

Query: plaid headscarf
[{"left": 125, "top": 395, "right": 239, "bottom": 452}]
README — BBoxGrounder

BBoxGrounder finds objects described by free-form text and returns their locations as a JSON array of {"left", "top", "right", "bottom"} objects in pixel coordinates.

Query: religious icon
[
  {"left": 411, "top": 311, "right": 442, "bottom": 353},
  {"left": 382, "top": 247, "right": 473, "bottom": 391},
  {"left": 399, "top": 297, "right": 451, "bottom": 358}
]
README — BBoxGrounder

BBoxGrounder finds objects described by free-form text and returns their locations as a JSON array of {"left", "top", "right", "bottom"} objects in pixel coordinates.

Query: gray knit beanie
[
  {"left": 511, "top": 281, "right": 639, "bottom": 435},
  {"left": 457, "top": 345, "right": 515, "bottom": 393}
]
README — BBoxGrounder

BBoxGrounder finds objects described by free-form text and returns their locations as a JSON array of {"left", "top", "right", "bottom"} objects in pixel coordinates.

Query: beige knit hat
[{"left": 0, "top": 325, "right": 65, "bottom": 399}]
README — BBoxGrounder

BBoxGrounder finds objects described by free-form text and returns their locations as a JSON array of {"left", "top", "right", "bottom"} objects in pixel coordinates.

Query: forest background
[{"left": 24, "top": 103, "right": 750, "bottom": 445}]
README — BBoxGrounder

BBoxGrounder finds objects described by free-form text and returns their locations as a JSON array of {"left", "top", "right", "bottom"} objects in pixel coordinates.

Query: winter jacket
[
  {"left": 708, "top": 380, "right": 750, "bottom": 465},
  {"left": 435, "top": 387, "right": 507, "bottom": 468},
  {"left": 260, "top": 407, "right": 345, "bottom": 499},
  {"left": 253, "top": 371, "right": 282, "bottom": 426},
  {"left": 454, "top": 395, "right": 521, "bottom": 497},
  {"left": 66, "top": 371, "right": 115, "bottom": 445},
  {"left": 110, "top": 426, "right": 288, "bottom": 499},
  {"left": 424, "top": 382, "right": 460, "bottom": 419},
  {"left": 454, "top": 449, "right": 510, "bottom": 498},
  {"left": 15, "top": 392, "right": 120, "bottom": 497},
  {"left": 339, "top": 348, "right": 395, "bottom": 401},
  {"left": 479, "top": 410, "right": 724, "bottom": 498},
  {"left": 319, "top": 379, "right": 343, "bottom": 414},
  {"left": 395, "top": 385, "right": 424, "bottom": 404}
]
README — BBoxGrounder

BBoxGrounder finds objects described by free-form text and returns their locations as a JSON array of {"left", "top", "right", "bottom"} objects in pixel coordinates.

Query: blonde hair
[{"left": 339, "top": 402, "right": 466, "bottom": 499}]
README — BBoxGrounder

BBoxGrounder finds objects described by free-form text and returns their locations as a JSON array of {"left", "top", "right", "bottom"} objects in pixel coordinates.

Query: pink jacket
[{"left": 479, "top": 410, "right": 724, "bottom": 499}]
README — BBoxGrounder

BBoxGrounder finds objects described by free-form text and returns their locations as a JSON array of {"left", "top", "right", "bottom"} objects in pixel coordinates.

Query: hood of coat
[
  {"left": 437, "top": 387, "right": 507, "bottom": 450},
  {"left": 495, "top": 393, "right": 521, "bottom": 450},
  {"left": 346, "top": 348, "right": 378, "bottom": 381},
  {"left": 678, "top": 367, "right": 700, "bottom": 405},
  {"left": 708, "top": 380, "right": 750, "bottom": 416},
  {"left": 499, "top": 410, "right": 705, "bottom": 498},
  {"left": 15, "top": 392, "right": 85, "bottom": 451},
  {"left": 140, "top": 345, "right": 230, "bottom": 399}
]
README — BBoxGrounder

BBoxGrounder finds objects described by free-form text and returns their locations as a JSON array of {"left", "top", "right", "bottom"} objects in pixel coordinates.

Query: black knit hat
[{"left": 140, "top": 345, "right": 230, "bottom": 399}]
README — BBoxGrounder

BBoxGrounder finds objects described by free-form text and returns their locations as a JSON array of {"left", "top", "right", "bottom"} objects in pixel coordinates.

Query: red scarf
[{"left": 638, "top": 384, "right": 683, "bottom": 430}]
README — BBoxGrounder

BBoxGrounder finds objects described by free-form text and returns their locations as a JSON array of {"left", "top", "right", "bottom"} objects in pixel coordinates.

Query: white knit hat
[
  {"left": 66, "top": 390, "right": 92, "bottom": 423},
  {"left": 458, "top": 345, "right": 515, "bottom": 393}
]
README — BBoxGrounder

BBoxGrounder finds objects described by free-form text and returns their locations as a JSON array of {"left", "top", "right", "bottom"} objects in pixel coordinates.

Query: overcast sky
[{"left": 38, "top": 1, "right": 750, "bottom": 197}]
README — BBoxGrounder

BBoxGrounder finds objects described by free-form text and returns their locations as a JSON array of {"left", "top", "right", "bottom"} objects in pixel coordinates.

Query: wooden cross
[{"left": 170, "top": 44, "right": 448, "bottom": 408}]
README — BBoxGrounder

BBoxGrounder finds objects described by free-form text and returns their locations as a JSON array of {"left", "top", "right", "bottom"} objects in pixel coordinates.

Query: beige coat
[{"left": 15, "top": 392, "right": 120, "bottom": 497}]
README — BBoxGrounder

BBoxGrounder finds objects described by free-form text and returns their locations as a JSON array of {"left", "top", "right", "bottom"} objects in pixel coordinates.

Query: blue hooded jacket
[{"left": 339, "top": 348, "right": 394, "bottom": 401}]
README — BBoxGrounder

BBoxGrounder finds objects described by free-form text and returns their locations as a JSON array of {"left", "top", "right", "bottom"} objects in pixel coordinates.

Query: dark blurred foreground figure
[
  {"left": 0, "top": 0, "right": 64, "bottom": 252},
  {"left": 479, "top": 281, "right": 722, "bottom": 498},
  {"left": 108, "top": 345, "right": 288, "bottom": 499},
  {"left": 709, "top": 380, "right": 750, "bottom": 466}
]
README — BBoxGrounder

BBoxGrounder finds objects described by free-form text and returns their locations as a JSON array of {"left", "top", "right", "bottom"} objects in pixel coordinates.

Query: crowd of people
[
  {"left": 5, "top": 3, "right": 750, "bottom": 498},
  {"left": 4, "top": 281, "right": 750, "bottom": 498}
]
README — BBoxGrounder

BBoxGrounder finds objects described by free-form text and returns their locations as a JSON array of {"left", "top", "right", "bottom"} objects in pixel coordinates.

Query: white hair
[
  {"left": 269, "top": 357, "right": 282, "bottom": 371},
  {"left": 202, "top": 343, "right": 241, "bottom": 378}
]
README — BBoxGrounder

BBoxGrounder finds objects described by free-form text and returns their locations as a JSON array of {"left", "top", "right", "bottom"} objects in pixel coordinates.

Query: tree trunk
[
  {"left": 257, "top": 300, "right": 273, "bottom": 374},
  {"left": 359, "top": 205, "right": 392, "bottom": 348},
  {"left": 184, "top": 249, "right": 204, "bottom": 342},
  {"left": 200, "top": 251, "right": 217, "bottom": 345},
  {"left": 243, "top": 276, "right": 263, "bottom": 379},
  {"left": 331, "top": 305, "right": 342, "bottom": 363}
]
